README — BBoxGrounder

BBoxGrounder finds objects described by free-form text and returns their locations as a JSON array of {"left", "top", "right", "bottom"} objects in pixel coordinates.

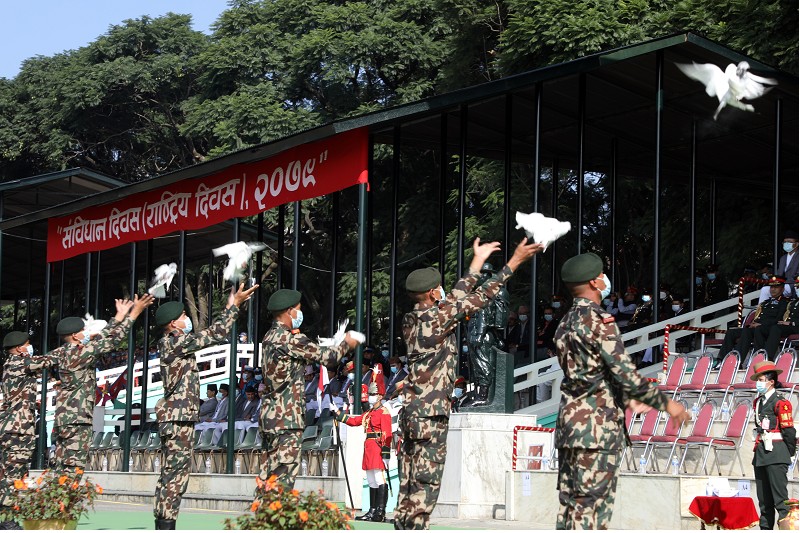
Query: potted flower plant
[
  {"left": 224, "top": 475, "right": 351, "bottom": 530},
  {"left": 0, "top": 469, "right": 102, "bottom": 530}
]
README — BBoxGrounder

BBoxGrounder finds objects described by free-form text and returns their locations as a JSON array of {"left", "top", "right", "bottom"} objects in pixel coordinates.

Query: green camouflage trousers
[
  {"left": 0, "top": 432, "right": 36, "bottom": 508},
  {"left": 53, "top": 424, "right": 92, "bottom": 472},
  {"left": 258, "top": 429, "right": 302, "bottom": 490},
  {"left": 394, "top": 415, "right": 448, "bottom": 530},
  {"left": 556, "top": 448, "right": 619, "bottom": 530},
  {"left": 154, "top": 422, "right": 194, "bottom": 521}
]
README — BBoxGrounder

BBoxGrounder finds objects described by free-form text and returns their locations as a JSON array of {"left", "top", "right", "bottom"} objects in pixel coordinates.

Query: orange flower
[
  {"left": 255, "top": 477, "right": 264, "bottom": 489},
  {"left": 58, "top": 475, "right": 68, "bottom": 485},
  {"left": 75, "top": 468, "right": 84, "bottom": 475},
  {"left": 325, "top": 501, "right": 338, "bottom": 510},
  {"left": 96, "top": 485, "right": 103, "bottom": 495},
  {"left": 266, "top": 474, "right": 278, "bottom": 489},
  {"left": 268, "top": 501, "right": 282, "bottom": 511},
  {"left": 13, "top": 480, "right": 26, "bottom": 490},
  {"left": 291, "top": 489, "right": 299, "bottom": 497},
  {"left": 59, "top": 501, "right": 66, "bottom": 513},
  {"left": 298, "top": 511, "right": 309, "bottom": 522},
  {"left": 251, "top": 500, "right": 261, "bottom": 512},
  {"left": 71, "top": 482, "right": 79, "bottom": 489},
  {"left": 12, "top": 506, "right": 20, "bottom": 511}
]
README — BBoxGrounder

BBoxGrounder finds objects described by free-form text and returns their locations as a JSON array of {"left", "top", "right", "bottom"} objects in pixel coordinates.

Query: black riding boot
[
  {"left": 356, "top": 487, "right": 376, "bottom": 521},
  {"left": 371, "top": 484, "right": 388, "bottom": 522},
  {"left": 155, "top": 518, "right": 176, "bottom": 530}
]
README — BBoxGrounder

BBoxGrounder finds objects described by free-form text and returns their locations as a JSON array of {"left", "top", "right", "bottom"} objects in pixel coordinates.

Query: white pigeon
[
  {"left": 676, "top": 61, "right": 777, "bottom": 120},
  {"left": 514, "top": 211, "right": 571, "bottom": 252},
  {"left": 83, "top": 313, "right": 107, "bottom": 337},
  {"left": 317, "top": 319, "right": 366, "bottom": 347},
  {"left": 148, "top": 262, "right": 177, "bottom": 298},
  {"left": 212, "top": 241, "right": 268, "bottom": 283}
]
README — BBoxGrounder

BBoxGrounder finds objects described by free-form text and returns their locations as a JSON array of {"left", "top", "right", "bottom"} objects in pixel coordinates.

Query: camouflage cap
[
  {"left": 561, "top": 253, "right": 603, "bottom": 283},
  {"left": 267, "top": 289, "right": 302, "bottom": 312},
  {"left": 56, "top": 317, "right": 85, "bottom": 335},
  {"left": 3, "top": 331, "right": 29, "bottom": 349},
  {"left": 155, "top": 301, "right": 185, "bottom": 326},
  {"left": 406, "top": 267, "right": 441, "bottom": 292}
]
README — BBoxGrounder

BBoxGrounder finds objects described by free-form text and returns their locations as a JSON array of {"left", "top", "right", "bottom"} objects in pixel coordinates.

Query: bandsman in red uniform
[
  {"left": 750, "top": 360, "right": 796, "bottom": 529},
  {"left": 331, "top": 382, "right": 393, "bottom": 523}
]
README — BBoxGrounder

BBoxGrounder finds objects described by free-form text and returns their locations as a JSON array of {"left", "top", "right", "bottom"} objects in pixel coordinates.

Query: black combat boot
[
  {"left": 155, "top": 518, "right": 176, "bottom": 530},
  {"left": 371, "top": 484, "right": 388, "bottom": 522},
  {"left": 355, "top": 487, "right": 376, "bottom": 521}
]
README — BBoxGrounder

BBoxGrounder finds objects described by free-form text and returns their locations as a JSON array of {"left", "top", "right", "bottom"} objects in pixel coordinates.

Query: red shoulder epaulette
[{"left": 602, "top": 316, "right": 615, "bottom": 324}]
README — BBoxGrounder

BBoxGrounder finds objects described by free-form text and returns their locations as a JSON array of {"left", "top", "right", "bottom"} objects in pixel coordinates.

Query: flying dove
[
  {"left": 514, "top": 211, "right": 571, "bottom": 252},
  {"left": 676, "top": 61, "right": 777, "bottom": 120},
  {"left": 148, "top": 263, "right": 177, "bottom": 298},
  {"left": 83, "top": 313, "right": 107, "bottom": 337},
  {"left": 318, "top": 319, "right": 366, "bottom": 347},
  {"left": 212, "top": 241, "right": 268, "bottom": 283}
]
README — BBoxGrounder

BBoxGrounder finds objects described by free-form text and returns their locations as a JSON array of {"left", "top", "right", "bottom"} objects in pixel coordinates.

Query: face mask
[
  {"left": 80, "top": 333, "right": 91, "bottom": 346},
  {"left": 784, "top": 242, "right": 795, "bottom": 253},
  {"left": 543, "top": 314, "right": 553, "bottom": 321},
  {"left": 672, "top": 304, "right": 681, "bottom": 313},
  {"left": 26, "top": 344, "right": 34, "bottom": 356},
  {"left": 602, "top": 299, "right": 610, "bottom": 306},
  {"left": 762, "top": 273, "right": 769, "bottom": 280},
  {"left": 551, "top": 301, "right": 561, "bottom": 309},
  {"left": 368, "top": 395, "right": 379, "bottom": 406},
  {"left": 390, "top": 366, "right": 398, "bottom": 374},
  {"left": 659, "top": 291, "right": 666, "bottom": 300},
  {"left": 707, "top": 273, "right": 716, "bottom": 281},
  {"left": 256, "top": 375, "right": 262, "bottom": 381},
  {"left": 381, "top": 350, "right": 389, "bottom": 357},
  {"left": 755, "top": 381, "right": 768, "bottom": 394},
  {"left": 695, "top": 277, "right": 703, "bottom": 286},
  {"left": 518, "top": 314, "right": 528, "bottom": 322},
  {"left": 453, "top": 388, "right": 464, "bottom": 398},
  {"left": 437, "top": 287, "right": 446, "bottom": 302},
  {"left": 641, "top": 295, "right": 652, "bottom": 303},
  {"left": 181, "top": 317, "right": 193, "bottom": 334},
  {"left": 347, "top": 373, "right": 355, "bottom": 381},
  {"left": 462, "top": 345, "right": 469, "bottom": 353},
  {"left": 291, "top": 309, "right": 303, "bottom": 329},
  {"left": 216, "top": 393, "right": 223, "bottom": 401},
  {"left": 598, "top": 274, "right": 612, "bottom": 301}
]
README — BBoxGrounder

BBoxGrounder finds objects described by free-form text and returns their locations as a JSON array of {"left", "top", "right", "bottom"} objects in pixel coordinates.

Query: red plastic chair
[
  {"left": 657, "top": 356, "right": 687, "bottom": 400},
  {"left": 681, "top": 402, "right": 751, "bottom": 476},
  {"left": 674, "top": 355, "right": 713, "bottom": 404},
  {"left": 702, "top": 352, "right": 740, "bottom": 409},
  {"left": 728, "top": 350, "right": 766, "bottom": 406},
  {"left": 776, "top": 348, "right": 798, "bottom": 395},
  {"left": 621, "top": 408, "right": 660, "bottom": 471},
  {"left": 675, "top": 402, "right": 716, "bottom": 473},
  {"left": 645, "top": 411, "right": 689, "bottom": 473}
]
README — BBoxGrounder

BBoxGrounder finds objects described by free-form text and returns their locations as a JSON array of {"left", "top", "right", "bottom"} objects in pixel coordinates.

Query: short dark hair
[{"left": 763, "top": 370, "right": 782, "bottom": 388}]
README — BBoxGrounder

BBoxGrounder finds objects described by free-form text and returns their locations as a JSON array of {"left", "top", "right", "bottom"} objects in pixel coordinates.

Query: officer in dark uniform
[
  {"left": 749, "top": 361, "right": 796, "bottom": 529},
  {"left": 716, "top": 276, "right": 789, "bottom": 366},
  {"left": 757, "top": 278, "right": 799, "bottom": 359}
]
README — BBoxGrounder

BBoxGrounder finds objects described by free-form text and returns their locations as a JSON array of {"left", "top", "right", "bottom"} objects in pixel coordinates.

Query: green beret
[
  {"left": 155, "top": 302, "right": 185, "bottom": 326},
  {"left": 267, "top": 289, "right": 302, "bottom": 312},
  {"left": 56, "top": 317, "right": 85, "bottom": 336},
  {"left": 561, "top": 253, "right": 604, "bottom": 283},
  {"left": 3, "top": 331, "right": 29, "bottom": 349},
  {"left": 406, "top": 267, "right": 441, "bottom": 292}
]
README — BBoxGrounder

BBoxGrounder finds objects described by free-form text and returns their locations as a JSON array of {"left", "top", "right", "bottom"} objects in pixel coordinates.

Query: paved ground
[{"left": 74, "top": 500, "right": 539, "bottom": 530}]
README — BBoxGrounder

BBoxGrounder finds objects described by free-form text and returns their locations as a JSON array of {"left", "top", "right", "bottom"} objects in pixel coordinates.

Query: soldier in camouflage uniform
[
  {"left": 258, "top": 288, "right": 361, "bottom": 490},
  {"left": 396, "top": 237, "right": 542, "bottom": 530},
  {"left": 153, "top": 283, "right": 257, "bottom": 530},
  {"left": 53, "top": 294, "right": 153, "bottom": 473},
  {"left": 0, "top": 332, "right": 58, "bottom": 529},
  {"left": 554, "top": 253, "right": 690, "bottom": 530}
]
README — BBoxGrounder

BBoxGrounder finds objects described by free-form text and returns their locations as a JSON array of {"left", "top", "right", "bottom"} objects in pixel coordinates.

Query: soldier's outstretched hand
[
  {"left": 129, "top": 294, "right": 155, "bottom": 320},
  {"left": 228, "top": 282, "right": 260, "bottom": 308},
  {"left": 114, "top": 298, "right": 134, "bottom": 321},
  {"left": 507, "top": 238, "right": 544, "bottom": 271},
  {"left": 666, "top": 399, "right": 692, "bottom": 430}
]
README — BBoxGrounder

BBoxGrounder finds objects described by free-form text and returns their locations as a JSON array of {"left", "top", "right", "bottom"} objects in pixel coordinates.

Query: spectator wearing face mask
[
  {"left": 451, "top": 376, "right": 467, "bottom": 411},
  {"left": 551, "top": 295, "right": 567, "bottom": 319},
  {"left": 508, "top": 305, "right": 531, "bottom": 366},
  {"left": 693, "top": 268, "right": 705, "bottom": 310},
  {"left": 703, "top": 263, "right": 728, "bottom": 306},
  {"left": 616, "top": 288, "right": 638, "bottom": 328},
  {"left": 534, "top": 306, "right": 558, "bottom": 363},
  {"left": 385, "top": 356, "right": 407, "bottom": 399},
  {"left": 626, "top": 291, "right": 653, "bottom": 331},
  {"left": 776, "top": 230, "right": 798, "bottom": 298},
  {"left": 602, "top": 292, "right": 619, "bottom": 316},
  {"left": 658, "top": 284, "right": 673, "bottom": 322},
  {"left": 671, "top": 296, "right": 692, "bottom": 353}
]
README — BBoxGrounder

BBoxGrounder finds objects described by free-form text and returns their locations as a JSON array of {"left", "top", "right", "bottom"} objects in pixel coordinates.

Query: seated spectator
[
  {"left": 716, "top": 276, "right": 789, "bottom": 367},
  {"left": 602, "top": 292, "right": 620, "bottom": 316},
  {"left": 363, "top": 345, "right": 389, "bottom": 380},
  {"left": 195, "top": 383, "right": 229, "bottom": 439},
  {"left": 304, "top": 365, "right": 318, "bottom": 426},
  {"left": 451, "top": 376, "right": 467, "bottom": 412},
  {"left": 384, "top": 356, "right": 407, "bottom": 399},
  {"left": 658, "top": 283, "right": 673, "bottom": 321},
  {"left": 625, "top": 291, "right": 653, "bottom": 331},
  {"left": 534, "top": 306, "right": 558, "bottom": 363},
  {"left": 239, "top": 365, "right": 257, "bottom": 391},
  {"left": 616, "top": 288, "right": 638, "bottom": 328},
  {"left": 233, "top": 385, "right": 260, "bottom": 434},
  {"left": 238, "top": 331, "right": 249, "bottom": 344},
  {"left": 776, "top": 230, "right": 798, "bottom": 298},
  {"left": 671, "top": 296, "right": 692, "bottom": 353},
  {"left": 329, "top": 362, "right": 352, "bottom": 412},
  {"left": 756, "top": 278, "right": 799, "bottom": 359},
  {"left": 198, "top": 384, "right": 218, "bottom": 420}
]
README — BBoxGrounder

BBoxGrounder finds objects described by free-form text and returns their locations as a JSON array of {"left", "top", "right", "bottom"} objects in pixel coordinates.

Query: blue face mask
[
  {"left": 181, "top": 317, "right": 193, "bottom": 335},
  {"left": 80, "top": 333, "right": 91, "bottom": 346},
  {"left": 707, "top": 273, "right": 716, "bottom": 281},
  {"left": 437, "top": 287, "right": 446, "bottom": 302},
  {"left": 597, "top": 274, "right": 611, "bottom": 301},
  {"left": 755, "top": 381, "right": 768, "bottom": 394},
  {"left": 381, "top": 350, "right": 389, "bottom": 357},
  {"left": 453, "top": 388, "right": 464, "bottom": 398},
  {"left": 784, "top": 242, "right": 795, "bottom": 253},
  {"left": 543, "top": 314, "right": 553, "bottom": 321},
  {"left": 641, "top": 295, "right": 652, "bottom": 303},
  {"left": 291, "top": 309, "right": 303, "bottom": 329},
  {"left": 390, "top": 366, "right": 398, "bottom": 374},
  {"left": 347, "top": 372, "right": 355, "bottom": 381},
  {"left": 695, "top": 277, "right": 703, "bottom": 286}
]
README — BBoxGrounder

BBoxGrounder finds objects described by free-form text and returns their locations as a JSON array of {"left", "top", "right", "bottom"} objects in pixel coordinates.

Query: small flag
[{"left": 316, "top": 365, "right": 330, "bottom": 417}]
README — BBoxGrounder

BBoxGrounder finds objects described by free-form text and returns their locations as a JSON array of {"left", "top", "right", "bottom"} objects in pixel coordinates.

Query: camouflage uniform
[
  {"left": 53, "top": 317, "right": 133, "bottom": 472},
  {"left": 154, "top": 305, "right": 239, "bottom": 521},
  {"left": 395, "top": 265, "right": 513, "bottom": 530},
  {"left": 554, "top": 298, "right": 669, "bottom": 529},
  {"left": 258, "top": 322, "right": 350, "bottom": 489},
  {"left": 0, "top": 353, "right": 57, "bottom": 507}
]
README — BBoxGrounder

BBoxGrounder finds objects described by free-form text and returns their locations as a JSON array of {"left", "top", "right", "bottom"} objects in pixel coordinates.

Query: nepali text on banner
[{"left": 47, "top": 128, "right": 369, "bottom": 262}]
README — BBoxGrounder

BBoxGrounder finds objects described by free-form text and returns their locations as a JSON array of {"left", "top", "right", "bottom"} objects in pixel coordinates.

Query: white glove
[
  {"left": 383, "top": 458, "right": 390, "bottom": 470},
  {"left": 330, "top": 402, "right": 340, "bottom": 414}
]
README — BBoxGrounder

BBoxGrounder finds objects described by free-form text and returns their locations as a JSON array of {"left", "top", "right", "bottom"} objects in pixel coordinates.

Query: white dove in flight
[
  {"left": 212, "top": 241, "right": 268, "bottom": 283},
  {"left": 318, "top": 319, "right": 366, "bottom": 347},
  {"left": 83, "top": 313, "right": 107, "bottom": 337},
  {"left": 676, "top": 61, "right": 777, "bottom": 120},
  {"left": 148, "top": 263, "right": 177, "bottom": 298},
  {"left": 515, "top": 211, "right": 571, "bottom": 252}
]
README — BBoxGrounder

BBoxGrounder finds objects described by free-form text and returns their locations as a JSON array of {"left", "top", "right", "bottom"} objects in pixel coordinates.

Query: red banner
[{"left": 47, "top": 128, "right": 369, "bottom": 262}]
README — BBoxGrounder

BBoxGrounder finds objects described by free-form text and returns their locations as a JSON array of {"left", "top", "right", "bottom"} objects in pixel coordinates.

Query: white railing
[{"left": 512, "top": 290, "right": 762, "bottom": 418}]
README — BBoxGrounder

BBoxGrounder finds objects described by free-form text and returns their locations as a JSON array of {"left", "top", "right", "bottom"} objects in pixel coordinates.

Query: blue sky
[{"left": 0, "top": 0, "right": 231, "bottom": 79}]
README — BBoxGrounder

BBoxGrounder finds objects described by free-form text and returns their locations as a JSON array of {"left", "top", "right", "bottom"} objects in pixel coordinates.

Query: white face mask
[
  {"left": 659, "top": 291, "right": 667, "bottom": 300},
  {"left": 518, "top": 314, "right": 528, "bottom": 322},
  {"left": 641, "top": 295, "right": 652, "bottom": 303},
  {"left": 597, "top": 274, "right": 612, "bottom": 301},
  {"left": 26, "top": 344, "right": 34, "bottom": 356},
  {"left": 181, "top": 317, "right": 193, "bottom": 334},
  {"left": 784, "top": 242, "right": 795, "bottom": 253},
  {"left": 551, "top": 301, "right": 561, "bottom": 309},
  {"left": 291, "top": 308, "right": 303, "bottom": 329},
  {"left": 436, "top": 287, "right": 446, "bottom": 302},
  {"left": 368, "top": 395, "right": 379, "bottom": 407},
  {"left": 671, "top": 304, "right": 681, "bottom": 313},
  {"left": 347, "top": 372, "right": 355, "bottom": 381}
]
